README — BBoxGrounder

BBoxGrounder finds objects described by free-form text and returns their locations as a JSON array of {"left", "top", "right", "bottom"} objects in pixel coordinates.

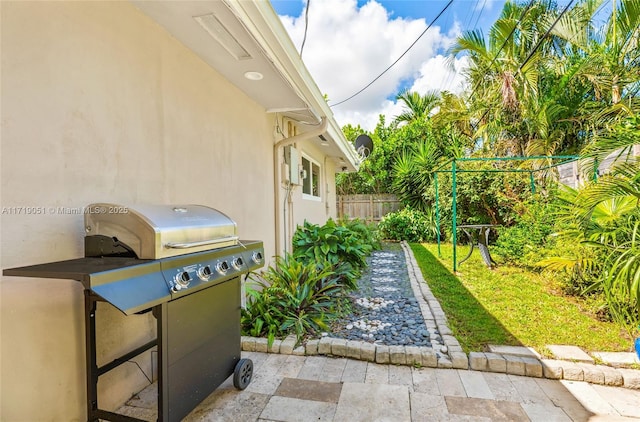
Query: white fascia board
[
  {"left": 225, "top": 0, "right": 359, "bottom": 170},
  {"left": 326, "top": 119, "right": 361, "bottom": 171}
]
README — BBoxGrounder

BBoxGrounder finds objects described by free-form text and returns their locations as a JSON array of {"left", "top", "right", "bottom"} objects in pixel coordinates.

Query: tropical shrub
[
  {"left": 391, "top": 139, "right": 442, "bottom": 213},
  {"left": 420, "top": 161, "right": 536, "bottom": 242},
  {"left": 242, "top": 218, "right": 378, "bottom": 345},
  {"left": 338, "top": 216, "right": 381, "bottom": 251},
  {"left": 492, "top": 196, "right": 558, "bottom": 267},
  {"left": 241, "top": 255, "right": 345, "bottom": 345},
  {"left": 335, "top": 117, "right": 400, "bottom": 195},
  {"left": 378, "top": 207, "right": 436, "bottom": 242},
  {"left": 292, "top": 218, "right": 374, "bottom": 273},
  {"left": 538, "top": 177, "right": 640, "bottom": 338}
]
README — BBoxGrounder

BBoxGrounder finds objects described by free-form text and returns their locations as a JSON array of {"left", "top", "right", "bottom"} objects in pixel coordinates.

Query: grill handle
[{"left": 165, "top": 236, "right": 239, "bottom": 249}]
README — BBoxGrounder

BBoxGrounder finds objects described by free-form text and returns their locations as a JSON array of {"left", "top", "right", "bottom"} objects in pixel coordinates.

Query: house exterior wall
[
  {"left": 557, "top": 147, "right": 640, "bottom": 188},
  {"left": 273, "top": 118, "right": 340, "bottom": 254},
  {"left": 274, "top": 141, "right": 338, "bottom": 254},
  {"left": 293, "top": 142, "right": 338, "bottom": 227},
  {"left": 1, "top": 1, "right": 275, "bottom": 419}
]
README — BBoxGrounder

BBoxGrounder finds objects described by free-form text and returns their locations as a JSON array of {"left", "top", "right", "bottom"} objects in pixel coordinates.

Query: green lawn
[{"left": 410, "top": 242, "right": 633, "bottom": 356}]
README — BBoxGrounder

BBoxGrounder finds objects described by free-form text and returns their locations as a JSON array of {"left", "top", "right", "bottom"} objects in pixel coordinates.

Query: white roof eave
[{"left": 226, "top": 0, "right": 359, "bottom": 171}]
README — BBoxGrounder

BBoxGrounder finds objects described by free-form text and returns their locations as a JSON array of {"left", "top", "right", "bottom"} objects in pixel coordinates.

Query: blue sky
[
  {"left": 269, "top": 0, "right": 509, "bottom": 129},
  {"left": 272, "top": 0, "right": 506, "bottom": 38}
]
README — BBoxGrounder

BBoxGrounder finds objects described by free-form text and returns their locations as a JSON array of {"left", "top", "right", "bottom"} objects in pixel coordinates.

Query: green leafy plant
[
  {"left": 292, "top": 218, "right": 373, "bottom": 273},
  {"left": 338, "top": 217, "right": 381, "bottom": 251},
  {"left": 241, "top": 255, "right": 345, "bottom": 345},
  {"left": 242, "top": 218, "right": 379, "bottom": 345},
  {"left": 538, "top": 174, "right": 640, "bottom": 338},
  {"left": 419, "top": 161, "right": 536, "bottom": 243}
]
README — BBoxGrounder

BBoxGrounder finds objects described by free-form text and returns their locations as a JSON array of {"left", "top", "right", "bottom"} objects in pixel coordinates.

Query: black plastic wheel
[{"left": 233, "top": 358, "right": 253, "bottom": 390}]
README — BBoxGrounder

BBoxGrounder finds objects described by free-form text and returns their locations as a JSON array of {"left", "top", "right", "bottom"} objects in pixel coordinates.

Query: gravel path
[{"left": 328, "top": 242, "right": 436, "bottom": 347}]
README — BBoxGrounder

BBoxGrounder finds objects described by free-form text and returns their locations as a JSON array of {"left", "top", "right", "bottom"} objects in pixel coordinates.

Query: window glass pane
[
  {"left": 312, "top": 163, "right": 319, "bottom": 196},
  {"left": 302, "top": 157, "right": 311, "bottom": 194},
  {"left": 301, "top": 155, "right": 321, "bottom": 199}
]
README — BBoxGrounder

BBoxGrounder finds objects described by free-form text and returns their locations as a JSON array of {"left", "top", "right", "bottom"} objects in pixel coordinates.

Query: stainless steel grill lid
[{"left": 84, "top": 203, "right": 238, "bottom": 259}]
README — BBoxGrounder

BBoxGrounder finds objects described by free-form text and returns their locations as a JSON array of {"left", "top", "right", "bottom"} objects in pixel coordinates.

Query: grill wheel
[{"left": 233, "top": 358, "right": 253, "bottom": 390}]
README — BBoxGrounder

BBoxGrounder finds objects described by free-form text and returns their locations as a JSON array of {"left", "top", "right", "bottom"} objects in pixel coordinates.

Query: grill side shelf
[
  {"left": 3, "top": 258, "right": 170, "bottom": 315},
  {"left": 3, "top": 257, "right": 153, "bottom": 285}
]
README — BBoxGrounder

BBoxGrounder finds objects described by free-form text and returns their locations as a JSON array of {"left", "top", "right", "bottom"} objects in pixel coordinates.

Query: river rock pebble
[{"left": 329, "top": 242, "right": 432, "bottom": 347}]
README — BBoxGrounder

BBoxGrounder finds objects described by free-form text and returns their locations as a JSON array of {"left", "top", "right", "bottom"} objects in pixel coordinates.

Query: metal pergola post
[
  {"left": 435, "top": 172, "right": 441, "bottom": 257},
  {"left": 452, "top": 159, "right": 458, "bottom": 272},
  {"left": 530, "top": 172, "right": 536, "bottom": 194}
]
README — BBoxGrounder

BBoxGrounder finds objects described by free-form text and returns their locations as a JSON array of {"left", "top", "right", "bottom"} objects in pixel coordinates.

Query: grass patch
[{"left": 410, "top": 242, "right": 633, "bottom": 355}]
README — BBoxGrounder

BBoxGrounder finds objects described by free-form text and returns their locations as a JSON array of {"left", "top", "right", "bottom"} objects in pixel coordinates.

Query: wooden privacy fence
[{"left": 336, "top": 194, "right": 401, "bottom": 223}]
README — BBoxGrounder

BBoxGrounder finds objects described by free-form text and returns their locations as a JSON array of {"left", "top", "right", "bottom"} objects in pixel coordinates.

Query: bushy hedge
[
  {"left": 378, "top": 207, "right": 435, "bottom": 242},
  {"left": 492, "top": 197, "right": 557, "bottom": 267}
]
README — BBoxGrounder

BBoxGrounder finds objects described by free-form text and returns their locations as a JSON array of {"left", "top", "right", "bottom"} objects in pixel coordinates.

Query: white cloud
[
  {"left": 410, "top": 55, "right": 470, "bottom": 95},
  {"left": 278, "top": 0, "right": 468, "bottom": 131}
]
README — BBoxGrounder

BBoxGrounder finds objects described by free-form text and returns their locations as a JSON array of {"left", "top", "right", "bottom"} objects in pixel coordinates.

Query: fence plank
[{"left": 336, "top": 194, "right": 401, "bottom": 223}]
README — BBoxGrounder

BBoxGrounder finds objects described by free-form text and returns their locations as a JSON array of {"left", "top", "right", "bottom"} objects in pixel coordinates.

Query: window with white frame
[{"left": 301, "top": 155, "right": 321, "bottom": 200}]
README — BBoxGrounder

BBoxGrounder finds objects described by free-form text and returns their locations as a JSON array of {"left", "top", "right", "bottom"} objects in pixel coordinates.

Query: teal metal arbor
[{"left": 432, "top": 155, "right": 586, "bottom": 272}]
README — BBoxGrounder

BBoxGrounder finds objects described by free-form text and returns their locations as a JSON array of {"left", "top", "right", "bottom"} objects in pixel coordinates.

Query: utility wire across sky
[{"left": 329, "top": 0, "right": 455, "bottom": 108}]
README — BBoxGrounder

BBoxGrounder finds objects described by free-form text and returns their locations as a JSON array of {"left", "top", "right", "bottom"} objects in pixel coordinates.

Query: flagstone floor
[{"left": 118, "top": 351, "right": 640, "bottom": 421}]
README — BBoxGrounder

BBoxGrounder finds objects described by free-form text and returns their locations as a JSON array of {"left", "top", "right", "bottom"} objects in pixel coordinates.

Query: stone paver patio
[{"left": 118, "top": 351, "right": 640, "bottom": 421}]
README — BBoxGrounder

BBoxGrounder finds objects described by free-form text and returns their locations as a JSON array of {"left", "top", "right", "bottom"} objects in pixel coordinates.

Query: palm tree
[
  {"left": 391, "top": 139, "right": 443, "bottom": 212},
  {"left": 449, "top": 0, "right": 587, "bottom": 157},
  {"left": 549, "top": 0, "right": 640, "bottom": 144},
  {"left": 394, "top": 90, "right": 440, "bottom": 124},
  {"left": 580, "top": 0, "right": 639, "bottom": 106},
  {"left": 541, "top": 114, "right": 640, "bottom": 334},
  {"left": 535, "top": 0, "right": 640, "bottom": 333},
  {"left": 432, "top": 91, "right": 474, "bottom": 140}
]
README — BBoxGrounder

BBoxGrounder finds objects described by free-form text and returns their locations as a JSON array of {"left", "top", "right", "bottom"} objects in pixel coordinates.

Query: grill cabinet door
[{"left": 157, "top": 276, "right": 241, "bottom": 421}]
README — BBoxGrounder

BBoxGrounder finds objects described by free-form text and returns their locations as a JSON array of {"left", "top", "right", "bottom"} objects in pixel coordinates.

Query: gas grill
[{"left": 4, "top": 203, "right": 265, "bottom": 422}]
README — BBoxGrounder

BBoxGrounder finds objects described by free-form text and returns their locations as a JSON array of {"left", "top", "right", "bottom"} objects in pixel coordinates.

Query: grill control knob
[
  {"left": 215, "top": 261, "right": 230, "bottom": 275},
  {"left": 231, "top": 257, "right": 244, "bottom": 270},
  {"left": 197, "top": 265, "right": 212, "bottom": 281},
  {"left": 174, "top": 271, "right": 191, "bottom": 289},
  {"left": 251, "top": 251, "right": 263, "bottom": 264}
]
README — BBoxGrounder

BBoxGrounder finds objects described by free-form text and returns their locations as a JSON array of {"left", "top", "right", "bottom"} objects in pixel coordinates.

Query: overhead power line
[
  {"left": 330, "top": 0, "right": 454, "bottom": 108},
  {"left": 299, "top": 0, "right": 311, "bottom": 57},
  {"left": 441, "top": 0, "right": 485, "bottom": 93},
  {"left": 473, "top": 0, "right": 488, "bottom": 29},
  {"left": 519, "top": 0, "right": 576, "bottom": 72}
]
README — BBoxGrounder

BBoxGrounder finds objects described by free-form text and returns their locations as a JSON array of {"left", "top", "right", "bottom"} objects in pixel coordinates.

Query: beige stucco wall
[
  {"left": 273, "top": 124, "right": 339, "bottom": 254},
  {"left": 293, "top": 142, "right": 338, "bottom": 227},
  {"left": 1, "top": 1, "right": 275, "bottom": 420}
]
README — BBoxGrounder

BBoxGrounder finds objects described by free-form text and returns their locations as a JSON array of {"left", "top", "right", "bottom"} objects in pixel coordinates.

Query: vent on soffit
[{"left": 194, "top": 13, "right": 252, "bottom": 60}]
